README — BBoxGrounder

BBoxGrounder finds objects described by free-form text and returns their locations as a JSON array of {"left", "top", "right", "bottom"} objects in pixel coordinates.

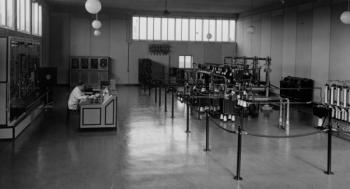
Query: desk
[{"left": 80, "top": 95, "right": 117, "bottom": 129}]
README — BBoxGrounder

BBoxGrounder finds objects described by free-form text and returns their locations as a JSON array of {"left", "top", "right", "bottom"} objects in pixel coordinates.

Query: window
[
  {"left": 1, "top": 0, "right": 42, "bottom": 35},
  {"left": 132, "top": 16, "right": 236, "bottom": 42},
  {"left": 179, "top": 56, "right": 193, "bottom": 69},
  {"left": 0, "top": 0, "right": 6, "bottom": 26},
  {"left": 0, "top": 0, "right": 14, "bottom": 28}
]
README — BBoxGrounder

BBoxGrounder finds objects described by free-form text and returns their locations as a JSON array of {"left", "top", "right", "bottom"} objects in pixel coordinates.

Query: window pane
[
  {"left": 195, "top": 19, "right": 202, "bottom": 41},
  {"left": 7, "top": 0, "right": 14, "bottom": 27},
  {"left": 189, "top": 19, "right": 195, "bottom": 41},
  {"left": 181, "top": 19, "right": 188, "bottom": 41},
  {"left": 209, "top": 19, "right": 215, "bottom": 42},
  {"left": 17, "top": 0, "right": 20, "bottom": 29},
  {"left": 32, "top": 2, "right": 39, "bottom": 34},
  {"left": 229, "top": 20, "right": 236, "bottom": 41},
  {"left": 25, "top": 0, "right": 30, "bottom": 32},
  {"left": 161, "top": 18, "right": 168, "bottom": 41},
  {"left": 0, "top": 0, "right": 5, "bottom": 26},
  {"left": 216, "top": 20, "right": 222, "bottom": 42},
  {"left": 179, "top": 56, "right": 185, "bottom": 68},
  {"left": 203, "top": 19, "right": 209, "bottom": 41},
  {"left": 132, "top": 17, "right": 140, "bottom": 40},
  {"left": 147, "top": 17, "right": 153, "bottom": 40},
  {"left": 20, "top": 0, "right": 25, "bottom": 30},
  {"left": 154, "top": 17, "right": 161, "bottom": 40},
  {"left": 168, "top": 18, "right": 175, "bottom": 40},
  {"left": 139, "top": 17, "right": 147, "bottom": 40},
  {"left": 185, "top": 56, "right": 192, "bottom": 68},
  {"left": 222, "top": 20, "right": 229, "bottom": 42},
  {"left": 38, "top": 5, "right": 42, "bottom": 35},
  {"left": 175, "top": 18, "right": 182, "bottom": 41}
]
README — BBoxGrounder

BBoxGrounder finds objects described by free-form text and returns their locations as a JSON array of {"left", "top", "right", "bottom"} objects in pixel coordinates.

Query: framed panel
[
  {"left": 71, "top": 57, "right": 80, "bottom": 70},
  {"left": 82, "top": 108, "right": 101, "bottom": 125},
  {"left": 105, "top": 99, "right": 115, "bottom": 125},
  {"left": 80, "top": 58, "right": 89, "bottom": 69},
  {"left": 90, "top": 58, "right": 98, "bottom": 69}
]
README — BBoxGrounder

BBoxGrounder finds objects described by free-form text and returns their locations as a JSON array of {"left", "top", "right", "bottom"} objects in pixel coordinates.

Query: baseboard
[{"left": 0, "top": 104, "right": 44, "bottom": 140}]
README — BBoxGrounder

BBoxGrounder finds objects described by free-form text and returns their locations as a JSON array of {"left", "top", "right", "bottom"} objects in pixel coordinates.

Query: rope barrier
[
  {"left": 206, "top": 112, "right": 328, "bottom": 139},
  {"left": 245, "top": 129, "right": 328, "bottom": 139},
  {"left": 208, "top": 116, "right": 238, "bottom": 134}
]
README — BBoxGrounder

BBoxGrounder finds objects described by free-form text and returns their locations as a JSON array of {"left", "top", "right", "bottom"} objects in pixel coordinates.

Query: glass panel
[
  {"left": 168, "top": 18, "right": 175, "bottom": 41},
  {"left": 195, "top": 19, "right": 202, "bottom": 41},
  {"left": 189, "top": 19, "right": 195, "bottom": 41},
  {"left": 203, "top": 19, "right": 209, "bottom": 41},
  {"left": 17, "top": 0, "right": 20, "bottom": 29},
  {"left": 222, "top": 20, "right": 229, "bottom": 42},
  {"left": 139, "top": 17, "right": 147, "bottom": 40},
  {"left": 209, "top": 19, "right": 215, "bottom": 42},
  {"left": 161, "top": 18, "right": 168, "bottom": 41},
  {"left": 147, "top": 17, "right": 153, "bottom": 40},
  {"left": 229, "top": 20, "right": 236, "bottom": 41},
  {"left": 181, "top": 19, "right": 188, "bottom": 41},
  {"left": 132, "top": 17, "right": 140, "bottom": 40},
  {"left": 25, "top": 0, "right": 30, "bottom": 32},
  {"left": 32, "top": 2, "right": 38, "bottom": 34},
  {"left": 0, "top": 0, "right": 5, "bottom": 26},
  {"left": 216, "top": 20, "right": 222, "bottom": 42},
  {"left": 7, "top": 0, "right": 14, "bottom": 27},
  {"left": 185, "top": 56, "right": 192, "bottom": 68},
  {"left": 154, "top": 17, "right": 161, "bottom": 40},
  {"left": 179, "top": 56, "right": 185, "bottom": 68},
  {"left": 175, "top": 18, "right": 182, "bottom": 41},
  {"left": 38, "top": 5, "right": 42, "bottom": 35},
  {"left": 20, "top": 0, "right": 25, "bottom": 30}
]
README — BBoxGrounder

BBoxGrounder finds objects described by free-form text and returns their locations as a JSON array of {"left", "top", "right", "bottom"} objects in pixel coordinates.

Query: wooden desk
[{"left": 80, "top": 95, "right": 117, "bottom": 129}]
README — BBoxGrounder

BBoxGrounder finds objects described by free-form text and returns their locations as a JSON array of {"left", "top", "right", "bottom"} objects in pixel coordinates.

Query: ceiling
[{"left": 47, "top": 0, "right": 292, "bottom": 14}]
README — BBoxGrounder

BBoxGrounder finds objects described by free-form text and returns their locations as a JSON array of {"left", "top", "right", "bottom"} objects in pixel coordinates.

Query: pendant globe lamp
[
  {"left": 85, "top": 0, "right": 102, "bottom": 14},
  {"left": 340, "top": 0, "right": 350, "bottom": 24},
  {"left": 94, "top": 30, "right": 101, "bottom": 36},
  {"left": 92, "top": 14, "right": 102, "bottom": 29}
]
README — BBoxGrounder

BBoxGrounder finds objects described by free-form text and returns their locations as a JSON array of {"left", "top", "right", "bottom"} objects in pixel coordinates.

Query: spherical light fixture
[
  {"left": 341, "top": 11, "right": 350, "bottom": 24},
  {"left": 85, "top": 0, "right": 102, "bottom": 14},
  {"left": 341, "top": 0, "right": 350, "bottom": 24},
  {"left": 94, "top": 30, "right": 101, "bottom": 36},
  {"left": 92, "top": 19, "right": 102, "bottom": 29}
]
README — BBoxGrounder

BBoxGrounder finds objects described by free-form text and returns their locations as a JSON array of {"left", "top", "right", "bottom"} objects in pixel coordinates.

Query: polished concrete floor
[{"left": 1, "top": 86, "right": 350, "bottom": 189}]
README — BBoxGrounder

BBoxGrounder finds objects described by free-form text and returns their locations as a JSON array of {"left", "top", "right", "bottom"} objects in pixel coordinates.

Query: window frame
[
  {"left": 0, "top": 0, "right": 15, "bottom": 29},
  {"left": 132, "top": 16, "right": 236, "bottom": 43},
  {"left": 179, "top": 55, "right": 193, "bottom": 69}
]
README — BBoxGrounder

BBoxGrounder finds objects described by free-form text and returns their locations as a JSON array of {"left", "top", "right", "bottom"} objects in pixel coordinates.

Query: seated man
[{"left": 68, "top": 82, "right": 87, "bottom": 110}]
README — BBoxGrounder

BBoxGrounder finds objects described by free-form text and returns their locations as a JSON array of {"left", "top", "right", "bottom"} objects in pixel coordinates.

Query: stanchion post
[
  {"left": 171, "top": 88, "right": 175, "bottom": 118},
  {"left": 204, "top": 111, "right": 210, "bottom": 151},
  {"left": 159, "top": 86, "right": 162, "bottom": 107},
  {"left": 234, "top": 108, "right": 243, "bottom": 181},
  {"left": 185, "top": 96, "right": 191, "bottom": 133},
  {"left": 325, "top": 108, "right": 334, "bottom": 175},
  {"left": 149, "top": 85, "right": 151, "bottom": 96},
  {"left": 165, "top": 87, "right": 167, "bottom": 112},
  {"left": 155, "top": 86, "right": 157, "bottom": 104}
]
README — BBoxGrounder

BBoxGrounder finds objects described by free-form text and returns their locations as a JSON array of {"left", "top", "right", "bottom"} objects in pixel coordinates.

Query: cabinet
[
  {"left": 0, "top": 36, "right": 44, "bottom": 139},
  {"left": 70, "top": 56, "right": 111, "bottom": 89}
]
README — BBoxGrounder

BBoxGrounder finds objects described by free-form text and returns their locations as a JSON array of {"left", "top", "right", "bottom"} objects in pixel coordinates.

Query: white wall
[
  {"left": 237, "top": 2, "right": 350, "bottom": 102},
  {"left": 49, "top": 13, "right": 236, "bottom": 85}
]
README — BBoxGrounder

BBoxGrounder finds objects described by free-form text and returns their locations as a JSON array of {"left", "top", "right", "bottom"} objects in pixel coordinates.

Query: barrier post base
[{"left": 234, "top": 176, "right": 243, "bottom": 181}]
